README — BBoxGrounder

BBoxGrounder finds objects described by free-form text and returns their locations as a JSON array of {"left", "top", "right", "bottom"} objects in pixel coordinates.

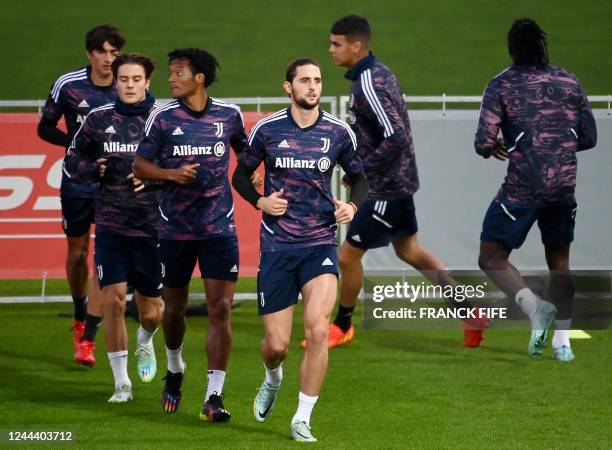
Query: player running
[
  {"left": 65, "top": 53, "right": 163, "bottom": 402},
  {"left": 232, "top": 58, "right": 368, "bottom": 442},
  {"left": 134, "top": 48, "right": 258, "bottom": 420},
  {"left": 325, "top": 15, "right": 488, "bottom": 349},
  {"left": 37, "top": 24, "right": 125, "bottom": 366},
  {"left": 475, "top": 18, "right": 597, "bottom": 360}
]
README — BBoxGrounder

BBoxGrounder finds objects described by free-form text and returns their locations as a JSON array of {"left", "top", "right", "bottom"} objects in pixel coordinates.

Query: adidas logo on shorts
[
  {"left": 230, "top": 265, "right": 238, "bottom": 273},
  {"left": 321, "top": 258, "right": 334, "bottom": 266},
  {"left": 351, "top": 234, "right": 361, "bottom": 242},
  {"left": 172, "top": 127, "right": 184, "bottom": 136}
]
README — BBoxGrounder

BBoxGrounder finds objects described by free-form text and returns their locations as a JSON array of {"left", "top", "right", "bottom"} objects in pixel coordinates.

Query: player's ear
[
  {"left": 282, "top": 80, "right": 292, "bottom": 97},
  {"left": 144, "top": 78, "right": 151, "bottom": 91},
  {"left": 195, "top": 72, "right": 205, "bottom": 85}
]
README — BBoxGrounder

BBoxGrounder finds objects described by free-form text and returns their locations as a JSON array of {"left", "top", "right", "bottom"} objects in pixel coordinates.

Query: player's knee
[
  {"left": 305, "top": 323, "right": 328, "bottom": 347},
  {"left": 140, "top": 302, "right": 162, "bottom": 323},
  {"left": 163, "top": 300, "right": 187, "bottom": 319},
  {"left": 67, "top": 246, "right": 88, "bottom": 265},
  {"left": 395, "top": 246, "right": 418, "bottom": 265},
  {"left": 478, "top": 252, "right": 497, "bottom": 271},
  {"left": 104, "top": 291, "right": 125, "bottom": 317},
  {"left": 206, "top": 297, "right": 232, "bottom": 323},
  {"left": 339, "top": 252, "right": 358, "bottom": 271},
  {"left": 265, "top": 337, "right": 290, "bottom": 359}
]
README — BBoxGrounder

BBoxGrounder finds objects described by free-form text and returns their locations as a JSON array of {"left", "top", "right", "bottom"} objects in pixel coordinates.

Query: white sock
[
  {"left": 108, "top": 350, "right": 131, "bottom": 390},
  {"left": 166, "top": 345, "right": 185, "bottom": 374},
  {"left": 291, "top": 392, "right": 318, "bottom": 426},
  {"left": 515, "top": 288, "right": 538, "bottom": 317},
  {"left": 264, "top": 364, "right": 283, "bottom": 388},
  {"left": 205, "top": 370, "right": 226, "bottom": 401},
  {"left": 552, "top": 319, "right": 572, "bottom": 349},
  {"left": 136, "top": 326, "right": 156, "bottom": 347}
]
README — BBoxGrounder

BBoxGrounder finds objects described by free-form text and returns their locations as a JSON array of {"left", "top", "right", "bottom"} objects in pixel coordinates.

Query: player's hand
[
  {"left": 333, "top": 198, "right": 356, "bottom": 224},
  {"left": 127, "top": 172, "right": 145, "bottom": 192},
  {"left": 491, "top": 138, "right": 508, "bottom": 161},
  {"left": 97, "top": 158, "right": 107, "bottom": 178},
  {"left": 171, "top": 163, "right": 200, "bottom": 184},
  {"left": 257, "top": 189, "right": 288, "bottom": 216},
  {"left": 250, "top": 171, "right": 263, "bottom": 189}
]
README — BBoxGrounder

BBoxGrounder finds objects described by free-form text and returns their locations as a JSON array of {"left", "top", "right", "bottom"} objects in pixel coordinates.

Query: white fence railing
[{"left": 2, "top": 95, "right": 610, "bottom": 118}]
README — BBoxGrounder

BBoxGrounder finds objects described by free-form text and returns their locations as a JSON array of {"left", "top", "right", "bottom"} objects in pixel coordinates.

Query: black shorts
[
  {"left": 94, "top": 232, "right": 162, "bottom": 297},
  {"left": 345, "top": 196, "right": 418, "bottom": 249},
  {"left": 159, "top": 236, "right": 239, "bottom": 288},
  {"left": 257, "top": 245, "right": 338, "bottom": 315},
  {"left": 480, "top": 193, "right": 577, "bottom": 250},
  {"left": 60, "top": 194, "right": 95, "bottom": 238}
]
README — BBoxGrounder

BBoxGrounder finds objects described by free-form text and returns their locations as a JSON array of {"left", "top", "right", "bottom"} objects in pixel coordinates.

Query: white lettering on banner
[
  {"left": 0, "top": 155, "right": 63, "bottom": 212},
  {"left": 33, "top": 158, "right": 62, "bottom": 210},
  {"left": 0, "top": 155, "right": 46, "bottom": 210}
]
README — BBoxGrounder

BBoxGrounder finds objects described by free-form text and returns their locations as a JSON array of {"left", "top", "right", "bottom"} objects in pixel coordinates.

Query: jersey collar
[
  {"left": 286, "top": 107, "right": 323, "bottom": 132},
  {"left": 179, "top": 96, "right": 212, "bottom": 118},
  {"left": 86, "top": 65, "right": 115, "bottom": 91},
  {"left": 345, "top": 52, "right": 376, "bottom": 81}
]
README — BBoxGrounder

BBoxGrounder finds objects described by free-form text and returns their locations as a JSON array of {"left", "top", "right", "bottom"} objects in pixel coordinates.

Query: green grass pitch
[{"left": 0, "top": 302, "right": 610, "bottom": 448}]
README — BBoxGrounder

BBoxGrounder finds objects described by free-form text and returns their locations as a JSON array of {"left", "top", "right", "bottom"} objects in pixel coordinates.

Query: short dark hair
[
  {"left": 507, "top": 18, "right": 549, "bottom": 68},
  {"left": 168, "top": 48, "right": 219, "bottom": 87},
  {"left": 285, "top": 58, "right": 320, "bottom": 83},
  {"left": 111, "top": 53, "right": 155, "bottom": 79},
  {"left": 85, "top": 24, "right": 125, "bottom": 52},
  {"left": 331, "top": 15, "right": 371, "bottom": 45}
]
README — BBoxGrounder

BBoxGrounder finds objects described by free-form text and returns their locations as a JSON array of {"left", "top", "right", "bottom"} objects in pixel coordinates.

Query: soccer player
[
  {"left": 65, "top": 53, "right": 163, "bottom": 402},
  {"left": 475, "top": 18, "right": 597, "bottom": 360},
  {"left": 326, "top": 15, "right": 487, "bottom": 348},
  {"left": 232, "top": 58, "right": 368, "bottom": 442},
  {"left": 133, "top": 48, "right": 253, "bottom": 420},
  {"left": 37, "top": 25, "right": 125, "bottom": 366}
]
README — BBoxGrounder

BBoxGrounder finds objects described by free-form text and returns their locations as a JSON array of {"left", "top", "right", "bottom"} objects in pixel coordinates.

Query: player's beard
[{"left": 294, "top": 95, "right": 320, "bottom": 110}]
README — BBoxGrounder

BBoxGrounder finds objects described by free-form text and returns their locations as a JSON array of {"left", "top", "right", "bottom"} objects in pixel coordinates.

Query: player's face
[
  {"left": 168, "top": 58, "right": 200, "bottom": 99},
  {"left": 87, "top": 41, "right": 120, "bottom": 77},
  {"left": 329, "top": 34, "right": 357, "bottom": 68},
  {"left": 116, "top": 63, "right": 150, "bottom": 105},
  {"left": 285, "top": 64, "right": 322, "bottom": 110}
]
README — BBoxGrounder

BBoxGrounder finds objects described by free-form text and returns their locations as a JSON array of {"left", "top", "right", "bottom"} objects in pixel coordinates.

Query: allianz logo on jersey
[
  {"left": 103, "top": 142, "right": 138, "bottom": 153},
  {"left": 274, "top": 156, "right": 331, "bottom": 172},
  {"left": 172, "top": 142, "right": 225, "bottom": 157}
]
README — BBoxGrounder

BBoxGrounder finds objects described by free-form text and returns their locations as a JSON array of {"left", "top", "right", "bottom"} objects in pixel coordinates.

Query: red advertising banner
[{"left": 0, "top": 112, "right": 268, "bottom": 279}]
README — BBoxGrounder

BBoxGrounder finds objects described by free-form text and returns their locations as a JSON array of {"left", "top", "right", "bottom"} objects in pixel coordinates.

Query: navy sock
[
  {"left": 73, "top": 296, "right": 87, "bottom": 322},
  {"left": 81, "top": 314, "right": 102, "bottom": 342},
  {"left": 333, "top": 304, "right": 355, "bottom": 332}
]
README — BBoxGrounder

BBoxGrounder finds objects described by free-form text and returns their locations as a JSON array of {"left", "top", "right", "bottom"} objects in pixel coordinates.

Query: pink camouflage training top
[{"left": 475, "top": 64, "right": 597, "bottom": 204}]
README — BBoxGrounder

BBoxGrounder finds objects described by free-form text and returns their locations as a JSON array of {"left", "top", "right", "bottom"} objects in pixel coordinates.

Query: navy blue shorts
[
  {"left": 60, "top": 194, "right": 95, "bottom": 237},
  {"left": 94, "top": 232, "right": 162, "bottom": 297},
  {"left": 345, "top": 197, "right": 418, "bottom": 249},
  {"left": 159, "top": 236, "right": 239, "bottom": 288},
  {"left": 257, "top": 245, "right": 338, "bottom": 315},
  {"left": 480, "top": 194, "right": 577, "bottom": 250}
]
